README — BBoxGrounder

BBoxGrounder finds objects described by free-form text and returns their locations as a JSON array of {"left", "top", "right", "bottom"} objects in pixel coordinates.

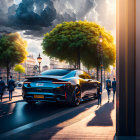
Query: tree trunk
[
  {"left": 77, "top": 47, "right": 80, "bottom": 69},
  {"left": 74, "top": 60, "right": 77, "bottom": 69}
]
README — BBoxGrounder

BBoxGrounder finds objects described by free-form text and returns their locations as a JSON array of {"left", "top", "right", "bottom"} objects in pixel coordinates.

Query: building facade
[
  {"left": 22, "top": 55, "right": 36, "bottom": 77},
  {"left": 50, "top": 58, "right": 74, "bottom": 69},
  {"left": 0, "top": 55, "right": 36, "bottom": 82}
]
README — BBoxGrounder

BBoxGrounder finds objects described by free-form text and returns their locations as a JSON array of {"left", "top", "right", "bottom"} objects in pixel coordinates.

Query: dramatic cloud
[
  {"left": 0, "top": 0, "right": 14, "bottom": 25},
  {"left": 9, "top": 0, "right": 56, "bottom": 30},
  {"left": 94, "top": 0, "right": 116, "bottom": 32},
  {"left": 0, "top": 0, "right": 116, "bottom": 66},
  {"left": 0, "top": 0, "right": 116, "bottom": 37},
  {"left": 0, "top": 0, "right": 98, "bottom": 37},
  {"left": 53, "top": 0, "right": 95, "bottom": 20}
]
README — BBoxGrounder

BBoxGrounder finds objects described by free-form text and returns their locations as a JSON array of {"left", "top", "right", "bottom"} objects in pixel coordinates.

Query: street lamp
[
  {"left": 37, "top": 53, "right": 42, "bottom": 74},
  {"left": 99, "top": 34, "right": 103, "bottom": 43},
  {"left": 99, "top": 34, "right": 103, "bottom": 89}
]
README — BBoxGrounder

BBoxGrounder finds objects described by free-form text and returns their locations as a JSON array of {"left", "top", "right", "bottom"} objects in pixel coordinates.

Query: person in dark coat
[
  {"left": 0, "top": 77, "right": 5, "bottom": 102},
  {"left": 8, "top": 76, "right": 15, "bottom": 101},
  {"left": 106, "top": 77, "right": 111, "bottom": 103},
  {"left": 97, "top": 83, "right": 102, "bottom": 107},
  {"left": 112, "top": 78, "right": 116, "bottom": 102}
]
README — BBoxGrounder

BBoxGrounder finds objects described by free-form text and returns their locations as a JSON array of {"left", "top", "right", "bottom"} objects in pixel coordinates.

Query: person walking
[
  {"left": 97, "top": 83, "right": 102, "bottom": 107},
  {"left": 112, "top": 78, "right": 116, "bottom": 102},
  {"left": 8, "top": 76, "right": 15, "bottom": 101},
  {"left": 0, "top": 77, "right": 5, "bottom": 102},
  {"left": 106, "top": 77, "right": 111, "bottom": 103}
]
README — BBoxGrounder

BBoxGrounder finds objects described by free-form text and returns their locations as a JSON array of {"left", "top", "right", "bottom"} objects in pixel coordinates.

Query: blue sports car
[{"left": 22, "top": 69, "right": 99, "bottom": 106}]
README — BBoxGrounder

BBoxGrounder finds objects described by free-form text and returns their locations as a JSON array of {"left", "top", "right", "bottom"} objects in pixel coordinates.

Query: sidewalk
[
  {"left": 53, "top": 96, "right": 116, "bottom": 139},
  {"left": 1, "top": 88, "right": 23, "bottom": 104},
  {"left": 25, "top": 92, "right": 116, "bottom": 140},
  {"left": 3, "top": 88, "right": 22, "bottom": 98}
]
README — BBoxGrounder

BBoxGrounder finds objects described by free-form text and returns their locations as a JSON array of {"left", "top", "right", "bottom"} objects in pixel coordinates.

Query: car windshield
[{"left": 41, "top": 69, "right": 72, "bottom": 76}]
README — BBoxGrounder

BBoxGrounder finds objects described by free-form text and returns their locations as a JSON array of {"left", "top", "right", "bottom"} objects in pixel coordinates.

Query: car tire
[
  {"left": 26, "top": 101, "right": 36, "bottom": 104},
  {"left": 70, "top": 85, "right": 81, "bottom": 107}
]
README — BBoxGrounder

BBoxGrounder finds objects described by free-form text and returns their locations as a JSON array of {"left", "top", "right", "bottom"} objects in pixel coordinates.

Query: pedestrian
[
  {"left": 112, "top": 78, "right": 116, "bottom": 102},
  {"left": 106, "top": 77, "right": 111, "bottom": 103},
  {"left": 0, "top": 77, "right": 5, "bottom": 102},
  {"left": 97, "top": 83, "right": 102, "bottom": 107},
  {"left": 8, "top": 76, "right": 16, "bottom": 101}
]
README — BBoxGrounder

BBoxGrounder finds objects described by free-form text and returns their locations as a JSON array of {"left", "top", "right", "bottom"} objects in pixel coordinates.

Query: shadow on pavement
[
  {"left": 87, "top": 101, "right": 114, "bottom": 126},
  {"left": 2, "top": 95, "right": 22, "bottom": 99},
  {"left": 10, "top": 126, "right": 64, "bottom": 140}
]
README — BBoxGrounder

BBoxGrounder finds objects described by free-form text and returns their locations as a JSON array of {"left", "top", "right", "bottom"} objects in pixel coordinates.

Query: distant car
[{"left": 22, "top": 69, "right": 100, "bottom": 106}]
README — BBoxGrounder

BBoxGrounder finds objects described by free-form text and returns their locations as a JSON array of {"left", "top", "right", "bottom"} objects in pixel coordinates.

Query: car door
[
  {"left": 76, "top": 71, "right": 87, "bottom": 98},
  {"left": 82, "top": 71, "right": 98, "bottom": 98}
]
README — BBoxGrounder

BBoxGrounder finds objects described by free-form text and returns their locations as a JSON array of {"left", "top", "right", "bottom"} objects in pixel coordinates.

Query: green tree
[
  {"left": 14, "top": 64, "right": 25, "bottom": 81},
  {"left": 0, "top": 33, "right": 27, "bottom": 83},
  {"left": 42, "top": 21, "right": 116, "bottom": 78}
]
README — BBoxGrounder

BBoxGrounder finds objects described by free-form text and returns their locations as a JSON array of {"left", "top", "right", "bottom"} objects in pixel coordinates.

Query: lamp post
[
  {"left": 99, "top": 34, "right": 103, "bottom": 89},
  {"left": 37, "top": 53, "right": 42, "bottom": 74}
]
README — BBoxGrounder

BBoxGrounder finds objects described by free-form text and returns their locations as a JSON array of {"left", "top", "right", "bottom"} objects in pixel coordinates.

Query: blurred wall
[
  {"left": 136, "top": 0, "right": 140, "bottom": 135},
  {"left": 116, "top": 0, "right": 136, "bottom": 136}
]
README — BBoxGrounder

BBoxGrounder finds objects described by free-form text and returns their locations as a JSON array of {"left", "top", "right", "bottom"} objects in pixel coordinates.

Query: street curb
[
  {"left": 2, "top": 95, "right": 22, "bottom": 99},
  {"left": 0, "top": 100, "right": 24, "bottom": 104}
]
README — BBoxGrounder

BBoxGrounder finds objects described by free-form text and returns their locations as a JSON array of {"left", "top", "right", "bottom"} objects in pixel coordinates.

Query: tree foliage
[
  {"left": 0, "top": 33, "right": 27, "bottom": 82},
  {"left": 42, "top": 21, "right": 116, "bottom": 70},
  {"left": 14, "top": 64, "right": 25, "bottom": 73},
  {"left": 14, "top": 64, "right": 25, "bottom": 81}
]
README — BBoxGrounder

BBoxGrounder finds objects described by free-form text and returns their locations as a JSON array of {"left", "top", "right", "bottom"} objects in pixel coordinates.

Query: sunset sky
[{"left": 0, "top": 0, "right": 116, "bottom": 66}]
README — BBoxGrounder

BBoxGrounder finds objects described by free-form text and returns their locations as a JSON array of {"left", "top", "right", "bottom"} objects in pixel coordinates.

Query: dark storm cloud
[
  {"left": 0, "top": 0, "right": 96, "bottom": 36},
  {"left": 23, "top": 27, "right": 53, "bottom": 38},
  {"left": 8, "top": 0, "right": 56, "bottom": 30},
  {"left": 8, "top": 0, "right": 95, "bottom": 37},
  {"left": 0, "top": 0, "right": 58, "bottom": 36},
  {"left": 0, "top": 0, "right": 115, "bottom": 37}
]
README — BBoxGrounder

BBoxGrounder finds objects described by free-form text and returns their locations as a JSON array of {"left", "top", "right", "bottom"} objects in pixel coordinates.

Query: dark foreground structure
[{"left": 116, "top": 0, "right": 140, "bottom": 137}]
